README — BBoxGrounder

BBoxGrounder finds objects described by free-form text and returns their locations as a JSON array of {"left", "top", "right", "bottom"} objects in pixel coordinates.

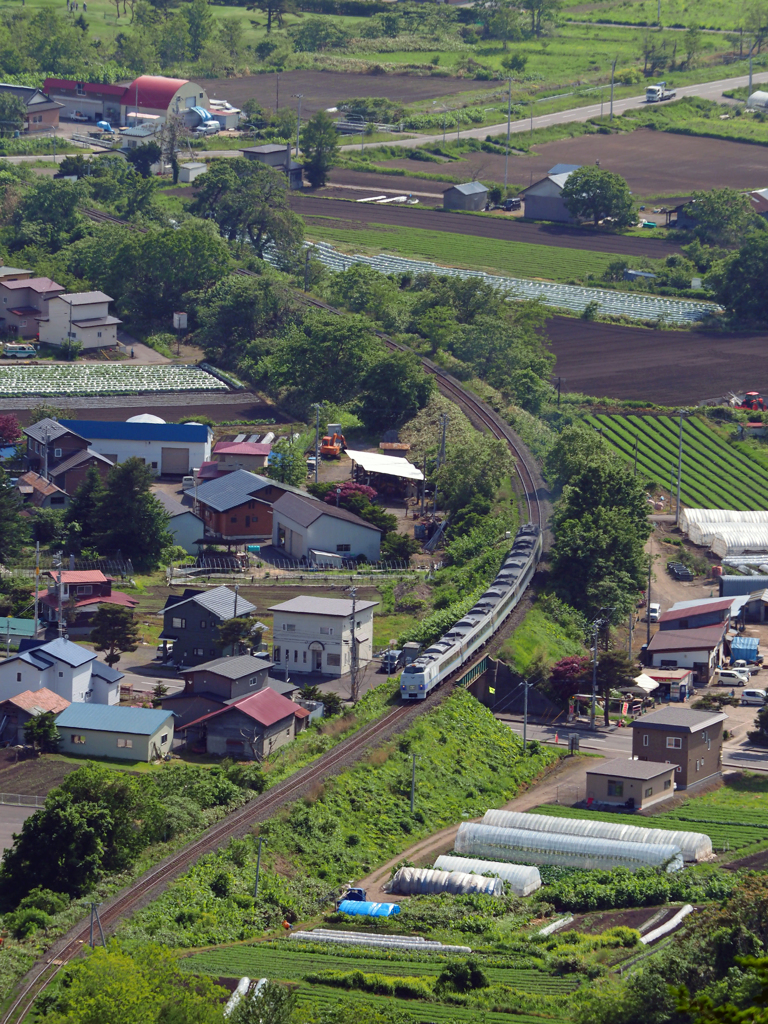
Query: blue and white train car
[{"left": 400, "top": 523, "right": 542, "bottom": 700}]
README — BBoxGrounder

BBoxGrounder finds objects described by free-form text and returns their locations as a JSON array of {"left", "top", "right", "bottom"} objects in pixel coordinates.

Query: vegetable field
[
  {"left": 0, "top": 364, "right": 228, "bottom": 397},
  {"left": 585, "top": 414, "right": 768, "bottom": 511}
]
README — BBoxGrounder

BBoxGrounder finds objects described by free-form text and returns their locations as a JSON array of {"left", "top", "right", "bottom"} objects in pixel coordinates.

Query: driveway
[{"left": 0, "top": 805, "right": 35, "bottom": 852}]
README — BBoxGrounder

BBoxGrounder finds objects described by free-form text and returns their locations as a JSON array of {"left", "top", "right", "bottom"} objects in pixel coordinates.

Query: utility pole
[
  {"left": 523, "top": 679, "right": 529, "bottom": 751},
  {"left": 276, "top": 72, "right": 280, "bottom": 111},
  {"left": 233, "top": 584, "right": 239, "bottom": 621},
  {"left": 293, "top": 94, "right": 303, "bottom": 156},
  {"left": 312, "top": 402, "right": 322, "bottom": 485},
  {"left": 33, "top": 541, "right": 39, "bottom": 638},
  {"left": 657, "top": 0, "right": 661, "bottom": 27},
  {"left": 349, "top": 587, "right": 358, "bottom": 702},
  {"left": 646, "top": 554, "right": 652, "bottom": 646},
  {"left": 438, "top": 413, "right": 448, "bottom": 468},
  {"left": 42, "top": 426, "right": 50, "bottom": 481},
  {"left": 590, "top": 619, "right": 599, "bottom": 731},
  {"left": 676, "top": 410, "right": 685, "bottom": 527},
  {"left": 610, "top": 57, "right": 618, "bottom": 121},
  {"left": 304, "top": 248, "right": 310, "bottom": 292},
  {"left": 421, "top": 454, "right": 426, "bottom": 515},
  {"left": 410, "top": 752, "right": 417, "bottom": 811},
  {"left": 504, "top": 78, "right": 512, "bottom": 190},
  {"left": 89, "top": 903, "right": 106, "bottom": 948},
  {"left": 634, "top": 436, "right": 638, "bottom": 476},
  {"left": 54, "top": 552, "right": 63, "bottom": 638},
  {"left": 254, "top": 836, "right": 265, "bottom": 897}
]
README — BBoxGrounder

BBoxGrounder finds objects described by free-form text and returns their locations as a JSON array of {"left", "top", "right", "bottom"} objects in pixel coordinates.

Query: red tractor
[{"left": 736, "top": 392, "right": 767, "bottom": 412}]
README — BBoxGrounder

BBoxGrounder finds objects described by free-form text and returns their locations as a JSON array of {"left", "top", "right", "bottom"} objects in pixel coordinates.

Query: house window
[
  {"left": 16, "top": 672, "right": 21, "bottom": 682},
  {"left": 327, "top": 653, "right": 341, "bottom": 667},
  {"left": 76, "top": 82, "right": 85, "bottom": 95},
  {"left": 245, "top": 516, "right": 250, "bottom": 527},
  {"left": 172, "top": 617, "right": 186, "bottom": 629},
  {"left": 336, "top": 544, "right": 351, "bottom": 552},
  {"left": 249, "top": 676, "right": 257, "bottom": 687},
  {"left": 200, "top": 620, "right": 207, "bottom": 629},
  {"left": 54, "top": 448, "right": 62, "bottom": 458},
  {"left": 161, "top": 733, "right": 168, "bottom": 744},
  {"left": 644, "top": 787, "right": 653, "bottom": 798},
  {"left": 151, "top": 462, "right": 157, "bottom": 469},
  {"left": 320, "top": 627, "right": 333, "bottom": 636},
  {"left": 696, "top": 759, "right": 700, "bottom": 772},
  {"left": 666, "top": 736, "right": 682, "bottom": 749},
  {"left": 679, "top": 619, "right": 689, "bottom": 629},
  {"left": 50, "top": 496, "right": 65, "bottom": 505},
  {"left": 193, "top": 647, "right": 204, "bottom": 656},
  {"left": 117, "top": 738, "right": 133, "bottom": 749},
  {"left": 59, "top": 671, "right": 63, "bottom": 677},
  {"left": 642, "top": 734, "right": 649, "bottom": 747},
  {"left": 607, "top": 780, "right": 624, "bottom": 797},
  {"left": 294, "top": 649, "right": 298, "bottom": 662},
  {"left": 303, "top": 651, "right": 307, "bottom": 663},
  {"left": 283, "top": 623, "right": 296, "bottom": 632},
  {"left": 248, "top": 501, "right": 255, "bottom": 509},
  {"left": 97, "top": 331, "right": 102, "bottom": 338},
  {"left": 71, "top": 735, "right": 85, "bottom": 744},
  {"left": 664, "top": 779, "right": 672, "bottom": 790},
  {"left": 274, "top": 646, "right": 280, "bottom": 662},
  {"left": 230, "top": 516, "right": 237, "bottom": 523},
  {"left": 76, "top": 585, "right": 93, "bottom": 595}
]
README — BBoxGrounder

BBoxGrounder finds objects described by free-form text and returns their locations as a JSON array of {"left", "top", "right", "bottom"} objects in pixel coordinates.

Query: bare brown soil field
[
  {"left": 198, "top": 71, "right": 494, "bottom": 118},
  {"left": 546, "top": 316, "right": 768, "bottom": 404},
  {"left": 382, "top": 128, "right": 768, "bottom": 196},
  {"left": 562, "top": 905, "right": 675, "bottom": 935},
  {"left": 292, "top": 192, "right": 682, "bottom": 258},
  {"left": 327, "top": 166, "right": 452, "bottom": 196},
  {"left": 0, "top": 393, "right": 286, "bottom": 425},
  {"left": 0, "top": 750, "right": 79, "bottom": 795}
]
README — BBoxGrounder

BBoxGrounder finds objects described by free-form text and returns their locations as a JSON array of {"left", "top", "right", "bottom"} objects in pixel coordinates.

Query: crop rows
[
  {"left": 183, "top": 945, "right": 576, "bottom": 993},
  {"left": 585, "top": 414, "right": 768, "bottom": 511},
  {"left": 0, "top": 363, "right": 228, "bottom": 397},
  {"left": 530, "top": 805, "right": 768, "bottom": 851}
]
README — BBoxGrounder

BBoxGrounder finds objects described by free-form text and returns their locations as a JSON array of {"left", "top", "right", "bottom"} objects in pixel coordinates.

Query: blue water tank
[{"left": 338, "top": 900, "right": 401, "bottom": 917}]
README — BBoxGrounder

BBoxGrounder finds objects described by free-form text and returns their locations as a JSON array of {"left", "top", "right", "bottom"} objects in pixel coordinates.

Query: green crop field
[
  {"left": 563, "top": 0, "right": 753, "bottom": 31},
  {"left": 305, "top": 218, "right": 622, "bottom": 282},
  {"left": 584, "top": 413, "right": 768, "bottom": 510},
  {"left": 531, "top": 773, "right": 768, "bottom": 854}
]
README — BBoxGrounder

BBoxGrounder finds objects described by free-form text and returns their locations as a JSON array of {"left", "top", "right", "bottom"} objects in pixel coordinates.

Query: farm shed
[
  {"left": 55, "top": 703, "right": 173, "bottom": 761},
  {"left": 680, "top": 508, "right": 768, "bottom": 533},
  {"left": 433, "top": 856, "right": 541, "bottom": 896},
  {"left": 178, "top": 162, "right": 207, "bottom": 183},
  {"left": 748, "top": 90, "right": 768, "bottom": 108},
  {"left": 481, "top": 808, "right": 711, "bottom": 861},
  {"left": 585, "top": 759, "right": 677, "bottom": 811},
  {"left": 443, "top": 181, "right": 488, "bottom": 212},
  {"left": 388, "top": 867, "right": 504, "bottom": 897},
  {"left": 742, "top": 590, "right": 768, "bottom": 623},
  {"left": 455, "top": 822, "right": 684, "bottom": 871},
  {"left": 520, "top": 164, "right": 581, "bottom": 223},
  {"left": 721, "top": 575, "right": 768, "bottom": 597}
]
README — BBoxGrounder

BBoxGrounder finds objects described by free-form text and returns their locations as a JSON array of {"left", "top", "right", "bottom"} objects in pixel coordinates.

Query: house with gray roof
[
  {"left": 39, "top": 291, "right": 122, "bottom": 351},
  {"left": 160, "top": 585, "right": 258, "bottom": 667},
  {"left": 631, "top": 707, "right": 727, "bottom": 790},
  {"left": 443, "top": 180, "right": 488, "bottom": 212},
  {"left": 271, "top": 491, "right": 381, "bottom": 565},
  {"left": 153, "top": 489, "right": 203, "bottom": 554},
  {"left": 194, "top": 468, "right": 306, "bottom": 543},
  {"left": 270, "top": 595, "right": 378, "bottom": 677},
  {"left": 0, "top": 637, "right": 122, "bottom": 705},
  {"left": 56, "top": 703, "right": 174, "bottom": 761},
  {"left": 521, "top": 163, "right": 582, "bottom": 223},
  {"left": 23, "top": 417, "right": 92, "bottom": 478}
]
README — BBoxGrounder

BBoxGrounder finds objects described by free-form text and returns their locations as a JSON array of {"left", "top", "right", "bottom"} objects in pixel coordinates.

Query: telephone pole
[
  {"left": 610, "top": 56, "right": 618, "bottom": 121},
  {"left": 349, "top": 587, "right": 359, "bottom": 702},
  {"left": 646, "top": 554, "right": 652, "bottom": 646},
  {"left": 33, "top": 541, "right": 40, "bottom": 639},
  {"left": 89, "top": 902, "right": 106, "bottom": 948},
  {"left": 312, "top": 402, "right": 322, "bottom": 485},
  {"left": 410, "top": 752, "right": 417, "bottom": 811},
  {"left": 523, "top": 679, "right": 529, "bottom": 751},
  {"left": 504, "top": 77, "right": 512, "bottom": 190},
  {"left": 590, "top": 619, "right": 599, "bottom": 731},
  {"left": 676, "top": 410, "right": 685, "bottom": 526},
  {"left": 254, "top": 836, "right": 266, "bottom": 897}
]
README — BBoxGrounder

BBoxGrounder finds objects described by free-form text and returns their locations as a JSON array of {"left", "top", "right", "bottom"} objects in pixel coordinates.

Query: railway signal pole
[
  {"left": 89, "top": 902, "right": 105, "bottom": 948},
  {"left": 410, "top": 752, "right": 417, "bottom": 811}
]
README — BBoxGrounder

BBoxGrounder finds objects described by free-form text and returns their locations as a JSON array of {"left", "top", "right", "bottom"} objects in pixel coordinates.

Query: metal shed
[
  {"left": 443, "top": 181, "right": 488, "bottom": 212},
  {"left": 433, "top": 856, "right": 541, "bottom": 895},
  {"left": 455, "top": 822, "right": 684, "bottom": 871},
  {"left": 480, "top": 809, "right": 711, "bottom": 862},
  {"left": 389, "top": 867, "right": 504, "bottom": 897}
]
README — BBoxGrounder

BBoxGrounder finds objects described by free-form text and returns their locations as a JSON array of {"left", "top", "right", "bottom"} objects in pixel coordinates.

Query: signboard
[{"left": 173, "top": 311, "right": 188, "bottom": 330}]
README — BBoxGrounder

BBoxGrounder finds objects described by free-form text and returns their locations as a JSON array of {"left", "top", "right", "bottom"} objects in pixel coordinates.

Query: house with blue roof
[
  {"left": 56, "top": 703, "right": 174, "bottom": 761},
  {"left": 0, "top": 637, "right": 122, "bottom": 705},
  {"left": 58, "top": 419, "right": 212, "bottom": 477}
]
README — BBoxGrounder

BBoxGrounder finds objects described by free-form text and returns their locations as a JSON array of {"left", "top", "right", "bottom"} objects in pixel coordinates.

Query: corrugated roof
[
  {"left": 585, "top": 758, "right": 674, "bottom": 780},
  {"left": 56, "top": 703, "right": 173, "bottom": 735},
  {"left": 59, "top": 420, "right": 210, "bottom": 443},
  {"left": 16, "top": 472, "right": 66, "bottom": 500},
  {"left": 194, "top": 469, "right": 273, "bottom": 512},
  {"left": 631, "top": 707, "right": 728, "bottom": 732},
  {"left": 646, "top": 626, "right": 726, "bottom": 653},
  {"left": 45, "top": 570, "right": 108, "bottom": 584},
  {"left": 3, "top": 277, "right": 63, "bottom": 293},
  {"left": 127, "top": 75, "right": 189, "bottom": 110},
  {"left": 214, "top": 441, "right": 272, "bottom": 457},
  {"left": 659, "top": 598, "right": 732, "bottom": 623},
  {"left": 270, "top": 596, "right": 378, "bottom": 616},
  {"left": 273, "top": 491, "right": 382, "bottom": 532},
  {"left": 90, "top": 661, "right": 124, "bottom": 683},
  {"left": 548, "top": 163, "right": 581, "bottom": 175},
  {"left": 165, "top": 584, "right": 256, "bottom": 620},
  {"left": 44, "top": 77, "right": 126, "bottom": 97},
  {"left": 186, "top": 653, "right": 274, "bottom": 680},
  {"left": 52, "top": 448, "right": 113, "bottom": 477},
  {"left": 25, "top": 418, "right": 85, "bottom": 445},
  {"left": 448, "top": 181, "right": 487, "bottom": 196},
  {"left": 153, "top": 489, "right": 200, "bottom": 518},
  {"left": 1, "top": 688, "right": 70, "bottom": 715}
]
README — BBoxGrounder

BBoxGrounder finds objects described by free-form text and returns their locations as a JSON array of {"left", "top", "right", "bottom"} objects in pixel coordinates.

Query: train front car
[{"left": 400, "top": 657, "right": 439, "bottom": 699}]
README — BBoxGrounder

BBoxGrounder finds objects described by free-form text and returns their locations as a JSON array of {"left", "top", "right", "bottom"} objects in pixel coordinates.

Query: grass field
[
  {"left": 584, "top": 413, "right": 768, "bottom": 510},
  {"left": 305, "top": 217, "right": 624, "bottom": 282},
  {"left": 499, "top": 607, "right": 586, "bottom": 674},
  {"left": 531, "top": 772, "right": 768, "bottom": 854},
  {"left": 563, "top": 0, "right": 758, "bottom": 30}
]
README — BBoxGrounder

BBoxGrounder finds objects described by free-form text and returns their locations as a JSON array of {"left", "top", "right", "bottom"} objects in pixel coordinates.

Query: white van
[
  {"left": 742, "top": 688, "right": 767, "bottom": 706},
  {"left": 714, "top": 667, "right": 750, "bottom": 686},
  {"left": 648, "top": 603, "right": 661, "bottom": 622}
]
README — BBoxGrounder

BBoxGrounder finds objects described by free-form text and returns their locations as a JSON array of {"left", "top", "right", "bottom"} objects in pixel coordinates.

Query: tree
[
  {"left": 12, "top": 179, "right": 83, "bottom": 252},
  {"left": 96, "top": 458, "right": 171, "bottom": 571},
  {"left": 520, "top": 0, "right": 560, "bottom": 35},
  {"left": 90, "top": 606, "right": 140, "bottom": 667},
  {"left": 319, "top": 690, "right": 342, "bottom": 717},
  {"left": 216, "top": 616, "right": 262, "bottom": 654},
  {"left": 64, "top": 465, "right": 106, "bottom": 553},
  {"left": 685, "top": 187, "right": 765, "bottom": 247},
  {"left": 184, "top": 0, "right": 213, "bottom": 57},
  {"left": 548, "top": 655, "right": 589, "bottom": 705},
  {"left": 357, "top": 351, "right": 435, "bottom": 434},
  {"left": 595, "top": 649, "right": 634, "bottom": 725},
  {"left": 190, "top": 158, "right": 304, "bottom": 261},
  {"left": 292, "top": 17, "right": 351, "bottom": 51},
  {"left": 28, "top": 508, "right": 66, "bottom": 545},
  {"left": 709, "top": 233, "right": 768, "bottom": 322},
  {"left": 0, "top": 92, "right": 27, "bottom": 136},
  {"left": 229, "top": 979, "right": 297, "bottom": 1024},
  {"left": 683, "top": 23, "right": 702, "bottom": 65},
  {"left": 435, "top": 434, "right": 515, "bottom": 514},
  {"left": 0, "top": 468, "right": 27, "bottom": 562},
  {"left": 545, "top": 424, "right": 610, "bottom": 488},
  {"left": 561, "top": 166, "right": 635, "bottom": 228},
  {"left": 248, "top": 0, "right": 295, "bottom": 33},
  {"left": 267, "top": 436, "right": 307, "bottom": 486},
  {"left": 300, "top": 111, "right": 339, "bottom": 188},
  {"left": 125, "top": 140, "right": 162, "bottom": 178},
  {"left": 381, "top": 532, "right": 421, "bottom": 560},
  {"left": 24, "top": 711, "right": 60, "bottom": 754},
  {"left": 0, "top": 413, "right": 22, "bottom": 446},
  {"left": 502, "top": 52, "right": 528, "bottom": 72}
]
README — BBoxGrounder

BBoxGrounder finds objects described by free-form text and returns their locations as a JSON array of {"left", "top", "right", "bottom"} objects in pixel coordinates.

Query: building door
[
  {"left": 313, "top": 650, "right": 322, "bottom": 671},
  {"left": 161, "top": 447, "right": 189, "bottom": 475}
]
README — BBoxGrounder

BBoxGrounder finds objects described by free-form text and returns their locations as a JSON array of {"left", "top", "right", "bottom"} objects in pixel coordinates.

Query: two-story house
[
  {"left": 193, "top": 469, "right": 303, "bottom": 543},
  {"left": 0, "top": 637, "right": 122, "bottom": 705},
  {"left": 38, "top": 292, "right": 122, "bottom": 351},
  {"left": 270, "top": 595, "right": 378, "bottom": 677},
  {"left": 0, "top": 84, "right": 62, "bottom": 131},
  {"left": 179, "top": 687, "right": 309, "bottom": 759},
  {"left": 631, "top": 707, "right": 727, "bottom": 789},
  {"left": 160, "top": 585, "right": 258, "bottom": 667},
  {"left": 0, "top": 277, "right": 65, "bottom": 337},
  {"left": 50, "top": 448, "right": 113, "bottom": 494},
  {"left": 23, "top": 418, "right": 91, "bottom": 476},
  {"left": 40, "top": 570, "right": 138, "bottom": 634}
]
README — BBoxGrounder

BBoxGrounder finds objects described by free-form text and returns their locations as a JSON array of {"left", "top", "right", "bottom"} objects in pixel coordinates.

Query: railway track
[{"left": 1, "top": 690, "right": 451, "bottom": 1024}]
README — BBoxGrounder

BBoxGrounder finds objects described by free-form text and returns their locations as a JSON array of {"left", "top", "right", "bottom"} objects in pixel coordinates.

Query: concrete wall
[
  {"left": 59, "top": 719, "right": 173, "bottom": 761},
  {"left": 586, "top": 768, "right": 675, "bottom": 808},
  {"left": 633, "top": 722, "right": 723, "bottom": 789},
  {"left": 272, "top": 606, "right": 374, "bottom": 677}
]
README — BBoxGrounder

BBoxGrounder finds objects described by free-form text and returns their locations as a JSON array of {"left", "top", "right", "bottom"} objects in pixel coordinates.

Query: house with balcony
[
  {"left": 194, "top": 469, "right": 302, "bottom": 543},
  {"left": 38, "top": 292, "right": 122, "bottom": 351},
  {"left": 40, "top": 570, "right": 138, "bottom": 634},
  {"left": 270, "top": 595, "right": 378, "bottom": 677},
  {"left": 0, "top": 277, "right": 65, "bottom": 337}
]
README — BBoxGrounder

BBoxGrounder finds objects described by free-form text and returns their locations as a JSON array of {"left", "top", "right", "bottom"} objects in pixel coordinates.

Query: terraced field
[
  {"left": 0, "top": 363, "right": 228, "bottom": 397},
  {"left": 585, "top": 414, "right": 768, "bottom": 510}
]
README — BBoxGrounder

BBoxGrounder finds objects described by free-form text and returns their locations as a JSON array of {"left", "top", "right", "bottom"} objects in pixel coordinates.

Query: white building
[
  {"left": 271, "top": 491, "right": 382, "bottom": 564},
  {"left": 153, "top": 490, "right": 203, "bottom": 554},
  {"left": 120, "top": 75, "right": 209, "bottom": 126},
  {"left": 0, "top": 638, "right": 122, "bottom": 705},
  {"left": 58, "top": 418, "right": 212, "bottom": 476},
  {"left": 39, "top": 291, "right": 121, "bottom": 350},
  {"left": 178, "top": 162, "right": 208, "bottom": 183},
  {"left": 270, "top": 596, "right": 378, "bottom": 676}
]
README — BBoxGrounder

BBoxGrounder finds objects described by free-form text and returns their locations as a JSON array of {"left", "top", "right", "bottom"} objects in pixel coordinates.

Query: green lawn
[
  {"left": 498, "top": 606, "right": 586, "bottom": 674},
  {"left": 305, "top": 216, "right": 626, "bottom": 282},
  {"left": 563, "top": 0, "right": 756, "bottom": 31}
]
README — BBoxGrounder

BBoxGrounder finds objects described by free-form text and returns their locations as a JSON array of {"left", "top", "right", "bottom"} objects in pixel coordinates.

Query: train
[{"left": 400, "top": 523, "right": 543, "bottom": 700}]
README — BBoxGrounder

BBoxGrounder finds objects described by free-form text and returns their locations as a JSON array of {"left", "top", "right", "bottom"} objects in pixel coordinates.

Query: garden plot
[
  {"left": 0, "top": 363, "right": 228, "bottom": 397},
  {"left": 305, "top": 241, "right": 718, "bottom": 324}
]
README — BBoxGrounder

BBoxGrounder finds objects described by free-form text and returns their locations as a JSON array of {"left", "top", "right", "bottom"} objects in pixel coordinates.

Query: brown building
[
  {"left": 15, "top": 472, "right": 68, "bottom": 509},
  {"left": 586, "top": 758, "right": 677, "bottom": 810},
  {"left": 0, "top": 688, "right": 70, "bottom": 745},
  {"left": 24, "top": 418, "right": 91, "bottom": 476},
  {"left": 179, "top": 686, "right": 309, "bottom": 759},
  {"left": 0, "top": 84, "right": 62, "bottom": 131},
  {"left": 631, "top": 707, "right": 727, "bottom": 790},
  {"left": 193, "top": 468, "right": 304, "bottom": 543},
  {"left": 0, "top": 277, "right": 65, "bottom": 337},
  {"left": 50, "top": 448, "right": 113, "bottom": 494}
]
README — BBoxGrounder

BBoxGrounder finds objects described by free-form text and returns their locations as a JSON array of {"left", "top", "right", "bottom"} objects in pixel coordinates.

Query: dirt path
[{"left": 355, "top": 754, "right": 591, "bottom": 903}]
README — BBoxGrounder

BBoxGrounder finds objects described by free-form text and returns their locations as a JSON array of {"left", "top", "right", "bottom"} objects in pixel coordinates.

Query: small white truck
[{"left": 646, "top": 81, "right": 677, "bottom": 102}]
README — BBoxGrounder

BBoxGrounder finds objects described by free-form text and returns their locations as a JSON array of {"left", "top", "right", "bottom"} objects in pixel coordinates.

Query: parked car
[
  {"left": 71, "top": 111, "right": 89, "bottom": 122},
  {"left": 647, "top": 602, "right": 661, "bottom": 622},
  {"left": 381, "top": 649, "right": 403, "bottom": 674},
  {"left": 714, "top": 667, "right": 749, "bottom": 686},
  {"left": 742, "top": 688, "right": 767, "bottom": 706},
  {"left": 193, "top": 121, "right": 221, "bottom": 136},
  {"left": 502, "top": 197, "right": 522, "bottom": 211},
  {"left": 732, "top": 658, "right": 760, "bottom": 676}
]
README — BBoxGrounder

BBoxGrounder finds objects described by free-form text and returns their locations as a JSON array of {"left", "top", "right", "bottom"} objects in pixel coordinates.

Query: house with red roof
[
  {"left": 41, "top": 570, "right": 138, "bottom": 634},
  {"left": 43, "top": 75, "right": 208, "bottom": 127},
  {"left": 0, "top": 688, "right": 70, "bottom": 745},
  {"left": 179, "top": 686, "right": 309, "bottom": 759}
]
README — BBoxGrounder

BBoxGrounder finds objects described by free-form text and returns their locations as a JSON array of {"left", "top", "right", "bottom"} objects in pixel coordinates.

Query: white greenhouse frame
[
  {"left": 433, "top": 856, "right": 542, "bottom": 896},
  {"left": 389, "top": 867, "right": 504, "bottom": 897}
]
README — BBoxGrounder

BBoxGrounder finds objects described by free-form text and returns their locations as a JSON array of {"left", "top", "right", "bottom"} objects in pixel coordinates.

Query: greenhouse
[
  {"left": 291, "top": 929, "right": 472, "bottom": 954},
  {"left": 433, "top": 856, "right": 542, "bottom": 896},
  {"left": 455, "top": 823, "right": 684, "bottom": 872},
  {"left": 388, "top": 867, "right": 504, "bottom": 897},
  {"left": 710, "top": 525, "right": 768, "bottom": 557},
  {"left": 481, "top": 809, "right": 712, "bottom": 863},
  {"left": 337, "top": 900, "right": 400, "bottom": 917},
  {"left": 680, "top": 509, "right": 768, "bottom": 533}
]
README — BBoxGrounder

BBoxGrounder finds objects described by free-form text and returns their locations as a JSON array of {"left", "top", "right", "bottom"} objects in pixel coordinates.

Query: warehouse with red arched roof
[{"left": 121, "top": 75, "right": 208, "bottom": 124}]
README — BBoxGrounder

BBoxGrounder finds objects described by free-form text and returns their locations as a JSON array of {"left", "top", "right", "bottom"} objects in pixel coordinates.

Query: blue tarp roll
[
  {"left": 732, "top": 636, "right": 760, "bottom": 662},
  {"left": 338, "top": 900, "right": 401, "bottom": 917}
]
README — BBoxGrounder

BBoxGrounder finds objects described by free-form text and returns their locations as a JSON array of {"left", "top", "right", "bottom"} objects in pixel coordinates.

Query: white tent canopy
[
  {"left": 345, "top": 449, "right": 424, "bottom": 481},
  {"left": 631, "top": 674, "right": 660, "bottom": 693}
]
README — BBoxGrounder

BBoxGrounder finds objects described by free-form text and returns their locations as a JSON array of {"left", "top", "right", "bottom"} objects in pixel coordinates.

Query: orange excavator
[{"left": 320, "top": 430, "right": 346, "bottom": 458}]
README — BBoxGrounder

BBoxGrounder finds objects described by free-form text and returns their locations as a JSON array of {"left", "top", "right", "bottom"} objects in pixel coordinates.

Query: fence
[{"left": 0, "top": 792, "right": 44, "bottom": 808}]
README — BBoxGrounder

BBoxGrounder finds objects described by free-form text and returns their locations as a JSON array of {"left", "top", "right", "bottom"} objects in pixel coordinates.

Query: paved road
[{"left": 0, "top": 805, "right": 35, "bottom": 852}]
